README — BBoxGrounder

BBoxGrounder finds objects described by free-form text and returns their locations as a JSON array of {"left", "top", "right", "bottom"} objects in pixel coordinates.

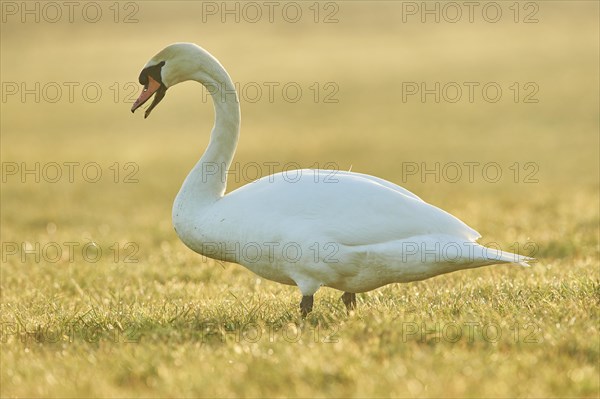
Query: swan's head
[{"left": 131, "top": 43, "right": 218, "bottom": 118}]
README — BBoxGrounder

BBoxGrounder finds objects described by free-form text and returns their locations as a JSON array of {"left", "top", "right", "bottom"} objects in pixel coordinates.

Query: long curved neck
[
  {"left": 173, "top": 61, "right": 240, "bottom": 224},
  {"left": 196, "top": 76, "right": 241, "bottom": 199}
]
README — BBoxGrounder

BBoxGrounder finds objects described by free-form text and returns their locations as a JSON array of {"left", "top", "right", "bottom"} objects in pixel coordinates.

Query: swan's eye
[{"left": 138, "top": 61, "right": 166, "bottom": 86}]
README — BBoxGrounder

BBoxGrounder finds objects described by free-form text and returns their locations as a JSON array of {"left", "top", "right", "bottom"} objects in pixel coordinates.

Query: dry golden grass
[{"left": 1, "top": 2, "right": 598, "bottom": 397}]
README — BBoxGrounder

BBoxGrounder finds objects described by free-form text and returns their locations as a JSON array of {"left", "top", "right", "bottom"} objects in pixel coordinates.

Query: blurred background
[
  {"left": 1, "top": 1, "right": 598, "bottom": 241},
  {"left": 1, "top": 1, "right": 598, "bottom": 397}
]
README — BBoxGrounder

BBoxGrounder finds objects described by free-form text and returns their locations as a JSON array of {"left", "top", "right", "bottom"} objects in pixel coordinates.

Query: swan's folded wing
[
  {"left": 220, "top": 170, "right": 481, "bottom": 246},
  {"left": 330, "top": 170, "right": 424, "bottom": 202}
]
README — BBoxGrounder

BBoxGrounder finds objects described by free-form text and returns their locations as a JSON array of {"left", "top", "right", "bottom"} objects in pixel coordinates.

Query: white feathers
[{"left": 141, "top": 43, "right": 531, "bottom": 298}]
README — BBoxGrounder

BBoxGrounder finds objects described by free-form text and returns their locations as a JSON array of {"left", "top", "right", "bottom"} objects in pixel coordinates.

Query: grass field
[{"left": 1, "top": 1, "right": 599, "bottom": 397}]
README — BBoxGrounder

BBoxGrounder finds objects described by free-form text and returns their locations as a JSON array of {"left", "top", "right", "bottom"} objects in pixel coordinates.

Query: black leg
[
  {"left": 341, "top": 292, "right": 356, "bottom": 312},
  {"left": 300, "top": 295, "right": 314, "bottom": 317}
]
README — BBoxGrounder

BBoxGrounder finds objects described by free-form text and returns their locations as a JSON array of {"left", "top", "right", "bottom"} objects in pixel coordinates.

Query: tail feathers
[
  {"left": 477, "top": 245, "right": 534, "bottom": 267},
  {"left": 507, "top": 252, "right": 534, "bottom": 267}
]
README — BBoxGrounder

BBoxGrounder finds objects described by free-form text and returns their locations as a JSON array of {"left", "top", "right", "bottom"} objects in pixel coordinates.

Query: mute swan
[{"left": 132, "top": 43, "right": 532, "bottom": 315}]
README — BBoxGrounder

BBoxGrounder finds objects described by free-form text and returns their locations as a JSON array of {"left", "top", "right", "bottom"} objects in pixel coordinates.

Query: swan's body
[{"left": 132, "top": 43, "right": 531, "bottom": 314}]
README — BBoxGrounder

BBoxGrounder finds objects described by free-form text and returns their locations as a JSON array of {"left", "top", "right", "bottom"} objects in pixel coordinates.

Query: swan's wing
[
  {"left": 330, "top": 170, "right": 423, "bottom": 201},
  {"left": 216, "top": 170, "right": 480, "bottom": 246}
]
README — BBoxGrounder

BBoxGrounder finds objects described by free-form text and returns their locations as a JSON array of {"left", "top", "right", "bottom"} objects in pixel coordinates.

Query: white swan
[{"left": 132, "top": 43, "right": 532, "bottom": 315}]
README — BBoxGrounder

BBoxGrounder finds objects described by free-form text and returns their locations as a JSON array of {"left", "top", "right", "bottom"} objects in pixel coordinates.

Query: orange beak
[{"left": 131, "top": 76, "right": 165, "bottom": 118}]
